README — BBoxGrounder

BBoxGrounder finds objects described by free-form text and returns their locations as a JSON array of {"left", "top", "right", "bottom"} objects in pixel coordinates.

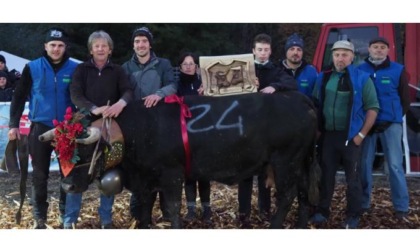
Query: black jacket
[{"left": 255, "top": 61, "right": 297, "bottom": 91}]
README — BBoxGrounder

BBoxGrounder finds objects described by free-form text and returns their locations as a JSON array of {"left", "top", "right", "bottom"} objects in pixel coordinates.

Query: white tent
[
  {"left": 0, "top": 50, "right": 29, "bottom": 73},
  {"left": 0, "top": 50, "right": 82, "bottom": 73}
]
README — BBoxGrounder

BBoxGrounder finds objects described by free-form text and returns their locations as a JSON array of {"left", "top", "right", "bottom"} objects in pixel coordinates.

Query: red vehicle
[{"left": 313, "top": 23, "right": 420, "bottom": 175}]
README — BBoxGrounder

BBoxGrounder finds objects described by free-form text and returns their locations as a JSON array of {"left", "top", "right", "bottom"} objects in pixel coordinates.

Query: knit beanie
[
  {"left": 285, "top": 33, "right": 304, "bottom": 52},
  {"left": 0, "top": 71, "right": 8, "bottom": 79},
  {"left": 0, "top": 54, "right": 5, "bottom": 64},
  {"left": 131, "top": 27, "right": 153, "bottom": 46},
  {"left": 45, "top": 27, "right": 68, "bottom": 44}
]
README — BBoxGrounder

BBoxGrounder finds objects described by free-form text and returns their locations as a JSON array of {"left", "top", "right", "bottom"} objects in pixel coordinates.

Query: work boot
[
  {"left": 395, "top": 211, "right": 408, "bottom": 220},
  {"left": 309, "top": 213, "right": 328, "bottom": 225},
  {"left": 64, "top": 223, "right": 76, "bottom": 229},
  {"left": 58, "top": 214, "right": 64, "bottom": 229},
  {"left": 33, "top": 219, "right": 47, "bottom": 229},
  {"left": 184, "top": 206, "right": 196, "bottom": 221},
  {"left": 101, "top": 223, "right": 113, "bottom": 229},
  {"left": 342, "top": 216, "right": 360, "bottom": 229},
  {"left": 202, "top": 206, "right": 212, "bottom": 224}
]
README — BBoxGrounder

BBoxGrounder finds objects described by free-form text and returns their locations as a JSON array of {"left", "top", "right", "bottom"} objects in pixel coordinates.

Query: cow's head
[{"left": 39, "top": 126, "right": 108, "bottom": 193}]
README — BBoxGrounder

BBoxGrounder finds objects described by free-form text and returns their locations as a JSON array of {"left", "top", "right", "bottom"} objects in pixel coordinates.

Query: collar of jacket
[{"left": 364, "top": 56, "right": 391, "bottom": 70}]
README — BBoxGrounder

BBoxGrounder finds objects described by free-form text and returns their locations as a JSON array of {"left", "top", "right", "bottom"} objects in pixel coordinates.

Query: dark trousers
[
  {"left": 238, "top": 174, "right": 271, "bottom": 216},
  {"left": 316, "top": 131, "right": 362, "bottom": 218},
  {"left": 184, "top": 178, "right": 210, "bottom": 204},
  {"left": 28, "top": 122, "right": 66, "bottom": 220}
]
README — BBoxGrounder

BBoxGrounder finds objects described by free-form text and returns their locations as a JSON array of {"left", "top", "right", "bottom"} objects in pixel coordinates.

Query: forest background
[{"left": 0, "top": 23, "right": 322, "bottom": 66}]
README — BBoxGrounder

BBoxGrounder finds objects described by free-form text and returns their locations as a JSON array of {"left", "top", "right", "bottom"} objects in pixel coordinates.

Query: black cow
[
  {"left": 40, "top": 91, "right": 318, "bottom": 228},
  {"left": 117, "top": 91, "right": 318, "bottom": 228}
]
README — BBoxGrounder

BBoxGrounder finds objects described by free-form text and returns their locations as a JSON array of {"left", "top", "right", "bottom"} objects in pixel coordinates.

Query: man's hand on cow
[
  {"left": 91, "top": 106, "right": 108, "bottom": 116},
  {"left": 103, "top": 99, "right": 127, "bottom": 118},
  {"left": 8, "top": 128, "right": 20, "bottom": 141},
  {"left": 197, "top": 84, "right": 204, "bottom": 95},
  {"left": 143, "top": 94, "right": 162, "bottom": 108},
  {"left": 254, "top": 78, "right": 259, "bottom": 88},
  {"left": 260, "top": 86, "right": 275, "bottom": 94}
]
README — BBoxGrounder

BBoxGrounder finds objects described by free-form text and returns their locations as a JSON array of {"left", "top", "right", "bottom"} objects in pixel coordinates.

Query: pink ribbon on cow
[{"left": 164, "top": 94, "right": 192, "bottom": 176}]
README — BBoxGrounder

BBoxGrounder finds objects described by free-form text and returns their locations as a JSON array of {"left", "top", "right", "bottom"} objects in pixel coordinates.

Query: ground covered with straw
[{"left": 0, "top": 171, "right": 419, "bottom": 229}]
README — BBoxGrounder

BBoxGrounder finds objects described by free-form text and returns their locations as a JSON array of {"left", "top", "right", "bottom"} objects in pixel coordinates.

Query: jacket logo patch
[{"left": 381, "top": 77, "right": 391, "bottom": 84}]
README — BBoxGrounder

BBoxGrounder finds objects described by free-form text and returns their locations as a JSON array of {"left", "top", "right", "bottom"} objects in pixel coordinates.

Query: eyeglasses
[{"left": 181, "top": 63, "right": 196, "bottom": 68}]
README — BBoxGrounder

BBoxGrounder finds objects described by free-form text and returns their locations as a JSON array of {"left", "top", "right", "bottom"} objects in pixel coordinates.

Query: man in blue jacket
[
  {"left": 358, "top": 37, "right": 410, "bottom": 219},
  {"left": 311, "top": 40, "right": 379, "bottom": 228},
  {"left": 8, "top": 28, "right": 78, "bottom": 229},
  {"left": 279, "top": 33, "right": 318, "bottom": 97}
]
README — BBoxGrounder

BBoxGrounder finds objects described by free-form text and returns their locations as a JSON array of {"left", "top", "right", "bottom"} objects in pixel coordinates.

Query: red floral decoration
[{"left": 52, "top": 107, "right": 88, "bottom": 176}]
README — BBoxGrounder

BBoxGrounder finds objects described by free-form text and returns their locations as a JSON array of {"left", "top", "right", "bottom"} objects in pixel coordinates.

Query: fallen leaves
[{"left": 0, "top": 172, "right": 419, "bottom": 229}]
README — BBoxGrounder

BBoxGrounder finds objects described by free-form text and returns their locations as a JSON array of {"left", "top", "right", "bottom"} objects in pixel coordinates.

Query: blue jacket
[
  {"left": 358, "top": 59, "right": 404, "bottom": 123},
  {"left": 314, "top": 64, "right": 371, "bottom": 141},
  {"left": 28, "top": 57, "right": 78, "bottom": 127},
  {"left": 280, "top": 60, "right": 318, "bottom": 97}
]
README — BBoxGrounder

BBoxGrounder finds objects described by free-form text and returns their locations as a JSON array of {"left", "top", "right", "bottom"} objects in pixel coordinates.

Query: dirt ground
[{"left": 0, "top": 170, "right": 419, "bottom": 229}]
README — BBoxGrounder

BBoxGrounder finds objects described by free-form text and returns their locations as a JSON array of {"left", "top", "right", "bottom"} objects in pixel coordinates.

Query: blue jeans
[
  {"left": 360, "top": 123, "right": 409, "bottom": 212},
  {"left": 64, "top": 192, "right": 114, "bottom": 228}
]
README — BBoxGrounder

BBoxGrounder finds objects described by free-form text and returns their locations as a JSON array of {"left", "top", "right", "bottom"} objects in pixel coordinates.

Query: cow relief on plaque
[{"left": 200, "top": 54, "right": 257, "bottom": 96}]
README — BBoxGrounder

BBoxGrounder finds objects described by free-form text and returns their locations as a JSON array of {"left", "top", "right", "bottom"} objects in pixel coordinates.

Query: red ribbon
[{"left": 164, "top": 95, "right": 192, "bottom": 176}]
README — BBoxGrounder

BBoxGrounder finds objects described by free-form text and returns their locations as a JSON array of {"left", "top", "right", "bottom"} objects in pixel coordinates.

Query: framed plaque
[{"left": 199, "top": 54, "right": 257, "bottom": 96}]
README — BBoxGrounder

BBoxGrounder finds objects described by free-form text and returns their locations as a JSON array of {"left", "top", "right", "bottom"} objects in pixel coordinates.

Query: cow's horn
[
  {"left": 38, "top": 129, "right": 56, "bottom": 142},
  {"left": 76, "top": 127, "right": 101, "bottom": 145}
]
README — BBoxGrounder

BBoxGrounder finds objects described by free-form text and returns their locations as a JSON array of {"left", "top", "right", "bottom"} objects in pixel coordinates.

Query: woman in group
[
  {"left": 176, "top": 52, "right": 212, "bottom": 223},
  {"left": 65, "top": 30, "right": 133, "bottom": 229}
]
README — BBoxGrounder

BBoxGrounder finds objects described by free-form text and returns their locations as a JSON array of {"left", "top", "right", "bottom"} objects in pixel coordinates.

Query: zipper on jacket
[{"left": 54, "top": 75, "right": 58, "bottom": 120}]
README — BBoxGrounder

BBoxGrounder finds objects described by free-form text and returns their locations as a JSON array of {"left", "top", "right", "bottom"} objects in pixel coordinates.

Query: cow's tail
[{"left": 307, "top": 142, "right": 321, "bottom": 206}]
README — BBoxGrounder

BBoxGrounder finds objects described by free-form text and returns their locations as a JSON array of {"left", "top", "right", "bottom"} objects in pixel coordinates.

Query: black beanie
[
  {"left": 45, "top": 27, "right": 68, "bottom": 44},
  {"left": 131, "top": 27, "right": 153, "bottom": 46},
  {"left": 0, "top": 70, "right": 8, "bottom": 79},
  {"left": 0, "top": 54, "right": 5, "bottom": 64},
  {"left": 285, "top": 33, "right": 304, "bottom": 52}
]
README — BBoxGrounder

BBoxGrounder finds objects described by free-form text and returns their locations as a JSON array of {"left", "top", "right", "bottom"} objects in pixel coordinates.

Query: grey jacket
[{"left": 122, "top": 53, "right": 177, "bottom": 100}]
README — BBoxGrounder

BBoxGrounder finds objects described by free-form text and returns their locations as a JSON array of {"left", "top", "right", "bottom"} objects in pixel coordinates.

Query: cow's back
[{"left": 183, "top": 91, "right": 316, "bottom": 184}]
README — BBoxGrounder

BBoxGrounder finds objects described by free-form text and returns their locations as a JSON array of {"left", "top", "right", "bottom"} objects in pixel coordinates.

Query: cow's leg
[
  {"left": 269, "top": 150, "right": 302, "bottom": 228},
  {"left": 162, "top": 184, "right": 182, "bottom": 229},
  {"left": 270, "top": 180, "right": 297, "bottom": 228},
  {"left": 295, "top": 169, "right": 310, "bottom": 228},
  {"left": 160, "top": 168, "right": 183, "bottom": 229},
  {"left": 135, "top": 187, "right": 155, "bottom": 229},
  {"left": 132, "top": 178, "right": 157, "bottom": 229}
]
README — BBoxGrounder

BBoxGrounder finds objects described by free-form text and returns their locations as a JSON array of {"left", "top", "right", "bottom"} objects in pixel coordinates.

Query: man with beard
[
  {"left": 279, "top": 33, "right": 318, "bottom": 97},
  {"left": 122, "top": 26, "right": 176, "bottom": 227},
  {"left": 311, "top": 40, "right": 379, "bottom": 228}
]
